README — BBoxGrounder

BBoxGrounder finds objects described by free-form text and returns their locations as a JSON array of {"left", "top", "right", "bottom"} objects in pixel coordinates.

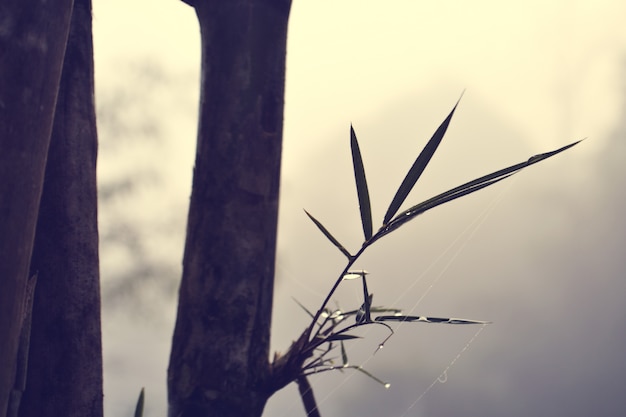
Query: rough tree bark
[
  {"left": 167, "top": 1, "right": 292, "bottom": 416},
  {"left": 19, "top": 1, "right": 103, "bottom": 416},
  {"left": 0, "top": 2, "right": 74, "bottom": 416}
]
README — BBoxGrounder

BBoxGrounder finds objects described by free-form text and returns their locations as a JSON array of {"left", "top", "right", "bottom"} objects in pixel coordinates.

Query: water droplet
[
  {"left": 378, "top": 344, "right": 384, "bottom": 350},
  {"left": 330, "top": 310, "right": 343, "bottom": 319},
  {"left": 343, "top": 270, "right": 369, "bottom": 280},
  {"left": 384, "top": 383, "right": 391, "bottom": 389}
]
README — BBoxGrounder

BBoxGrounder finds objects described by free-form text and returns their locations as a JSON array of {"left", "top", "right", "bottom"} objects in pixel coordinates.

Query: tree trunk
[
  {"left": 0, "top": 2, "right": 74, "bottom": 415},
  {"left": 19, "top": 1, "right": 103, "bottom": 416},
  {"left": 167, "top": 1, "right": 292, "bottom": 416}
]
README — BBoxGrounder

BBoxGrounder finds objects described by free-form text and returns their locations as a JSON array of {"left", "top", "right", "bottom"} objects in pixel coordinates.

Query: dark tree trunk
[
  {"left": 19, "top": 1, "right": 103, "bottom": 416},
  {"left": 0, "top": 1, "right": 74, "bottom": 415},
  {"left": 167, "top": 1, "right": 292, "bottom": 416}
]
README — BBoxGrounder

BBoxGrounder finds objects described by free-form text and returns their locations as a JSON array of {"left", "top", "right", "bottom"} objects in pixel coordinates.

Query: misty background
[{"left": 93, "top": 1, "right": 626, "bottom": 416}]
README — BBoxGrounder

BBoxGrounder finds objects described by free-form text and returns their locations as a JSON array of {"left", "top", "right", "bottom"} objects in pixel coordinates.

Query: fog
[{"left": 93, "top": 1, "right": 626, "bottom": 416}]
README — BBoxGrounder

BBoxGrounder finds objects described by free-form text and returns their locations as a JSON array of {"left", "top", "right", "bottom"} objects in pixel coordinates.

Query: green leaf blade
[
  {"left": 304, "top": 209, "right": 352, "bottom": 259},
  {"left": 383, "top": 96, "right": 462, "bottom": 225},
  {"left": 350, "top": 125, "right": 373, "bottom": 240}
]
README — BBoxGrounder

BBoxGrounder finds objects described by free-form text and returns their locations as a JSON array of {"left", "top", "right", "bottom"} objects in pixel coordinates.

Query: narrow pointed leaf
[
  {"left": 342, "top": 305, "right": 398, "bottom": 317},
  {"left": 292, "top": 297, "right": 315, "bottom": 319},
  {"left": 340, "top": 340, "right": 349, "bottom": 366},
  {"left": 379, "top": 173, "right": 514, "bottom": 239},
  {"left": 325, "top": 333, "right": 362, "bottom": 342},
  {"left": 525, "top": 139, "right": 582, "bottom": 165},
  {"left": 446, "top": 318, "right": 492, "bottom": 324},
  {"left": 383, "top": 97, "right": 462, "bottom": 224},
  {"left": 134, "top": 388, "right": 145, "bottom": 417},
  {"left": 375, "top": 315, "right": 490, "bottom": 324},
  {"left": 375, "top": 139, "right": 583, "bottom": 241},
  {"left": 370, "top": 306, "right": 402, "bottom": 315},
  {"left": 353, "top": 366, "right": 390, "bottom": 388},
  {"left": 355, "top": 303, "right": 366, "bottom": 324},
  {"left": 356, "top": 274, "right": 373, "bottom": 323},
  {"left": 304, "top": 209, "right": 352, "bottom": 259},
  {"left": 350, "top": 125, "right": 373, "bottom": 240}
]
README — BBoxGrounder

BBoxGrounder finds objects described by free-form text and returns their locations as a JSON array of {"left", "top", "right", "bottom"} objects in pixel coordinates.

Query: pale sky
[{"left": 93, "top": 1, "right": 626, "bottom": 416}]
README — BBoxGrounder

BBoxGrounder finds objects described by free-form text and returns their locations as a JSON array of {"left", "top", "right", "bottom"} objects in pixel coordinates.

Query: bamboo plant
[
  {"left": 270, "top": 95, "right": 582, "bottom": 417},
  {"left": 133, "top": 96, "right": 582, "bottom": 417}
]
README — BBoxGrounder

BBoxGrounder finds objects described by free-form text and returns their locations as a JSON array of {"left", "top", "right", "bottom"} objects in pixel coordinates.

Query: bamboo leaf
[
  {"left": 341, "top": 303, "right": 401, "bottom": 317},
  {"left": 376, "top": 139, "right": 583, "bottom": 241},
  {"left": 355, "top": 295, "right": 372, "bottom": 324},
  {"left": 379, "top": 173, "right": 514, "bottom": 239},
  {"left": 356, "top": 274, "right": 373, "bottom": 324},
  {"left": 351, "top": 125, "right": 373, "bottom": 240},
  {"left": 383, "top": 97, "right": 462, "bottom": 224},
  {"left": 375, "top": 315, "right": 490, "bottom": 324},
  {"left": 363, "top": 283, "right": 371, "bottom": 323},
  {"left": 304, "top": 209, "right": 352, "bottom": 259},
  {"left": 370, "top": 306, "right": 402, "bottom": 315},
  {"left": 525, "top": 139, "right": 582, "bottom": 165},
  {"left": 325, "top": 333, "right": 362, "bottom": 342},
  {"left": 292, "top": 297, "right": 315, "bottom": 319},
  {"left": 353, "top": 366, "right": 390, "bottom": 388},
  {"left": 134, "top": 387, "right": 145, "bottom": 417},
  {"left": 340, "top": 340, "right": 349, "bottom": 367}
]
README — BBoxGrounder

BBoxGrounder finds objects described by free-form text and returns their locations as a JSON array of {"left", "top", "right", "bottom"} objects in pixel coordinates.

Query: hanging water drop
[{"left": 384, "top": 383, "right": 391, "bottom": 389}]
